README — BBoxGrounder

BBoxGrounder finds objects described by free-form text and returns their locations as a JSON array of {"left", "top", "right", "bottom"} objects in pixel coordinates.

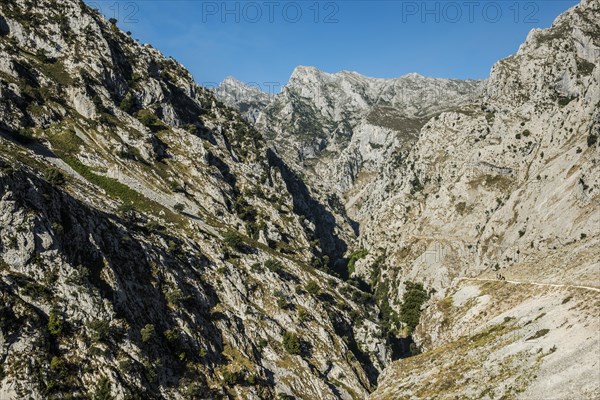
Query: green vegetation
[
  {"left": 222, "top": 370, "right": 243, "bottom": 386},
  {"left": 264, "top": 259, "right": 283, "bottom": 274},
  {"left": 140, "top": 324, "right": 155, "bottom": 343},
  {"left": 44, "top": 167, "right": 66, "bottom": 186},
  {"left": 87, "top": 319, "right": 111, "bottom": 342},
  {"left": 92, "top": 377, "right": 112, "bottom": 400},
  {"left": 223, "top": 231, "right": 245, "bottom": 252},
  {"left": 165, "top": 288, "right": 183, "bottom": 307},
  {"left": 119, "top": 93, "right": 135, "bottom": 113},
  {"left": 49, "top": 356, "right": 67, "bottom": 380},
  {"left": 399, "top": 282, "right": 430, "bottom": 333},
  {"left": 47, "top": 310, "right": 63, "bottom": 336},
  {"left": 173, "top": 203, "right": 185, "bottom": 213},
  {"left": 558, "top": 96, "right": 575, "bottom": 107},
  {"left": 527, "top": 328, "right": 550, "bottom": 341},
  {"left": 410, "top": 175, "right": 424, "bottom": 194},
  {"left": 136, "top": 109, "right": 161, "bottom": 129},
  {"left": 282, "top": 331, "right": 301, "bottom": 355},
  {"left": 304, "top": 280, "right": 320, "bottom": 295},
  {"left": 346, "top": 249, "right": 368, "bottom": 276}
]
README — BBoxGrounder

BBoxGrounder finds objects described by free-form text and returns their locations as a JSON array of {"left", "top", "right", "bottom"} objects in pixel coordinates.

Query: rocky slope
[
  {"left": 218, "top": 0, "right": 600, "bottom": 398},
  {"left": 1, "top": 0, "right": 598, "bottom": 398},
  {"left": 366, "top": 0, "right": 600, "bottom": 397},
  {"left": 0, "top": 0, "right": 389, "bottom": 398}
]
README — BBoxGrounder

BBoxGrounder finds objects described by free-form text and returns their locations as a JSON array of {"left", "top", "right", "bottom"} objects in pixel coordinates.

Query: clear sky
[{"left": 87, "top": 0, "right": 579, "bottom": 88}]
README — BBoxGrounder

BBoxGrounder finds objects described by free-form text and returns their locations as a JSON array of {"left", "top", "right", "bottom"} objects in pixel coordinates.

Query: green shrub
[
  {"left": 137, "top": 109, "right": 159, "bottom": 127},
  {"left": 44, "top": 168, "right": 66, "bottom": 186},
  {"left": 140, "top": 324, "right": 155, "bottom": 343},
  {"left": 119, "top": 93, "right": 135, "bottom": 113},
  {"left": 173, "top": 203, "right": 185, "bottom": 213},
  {"left": 264, "top": 259, "right": 283, "bottom": 274},
  {"left": 527, "top": 328, "right": 550, "bottom": 341},
  {"left": 87, "top": 319, "right": 111, "bottom": 342},
  {"left": 222, "top": 370, "right": 243, "bottom": 386},
  {"left": 297, "top": 307, "right": 310, "bottom": 323},
  {"left": 163, "top": 328, "right": 178, "bottom": 343},
  {"left": 145, "top": 220, "right": 164, "bottom": 232},
  {"left": 410, "top": 175, "right": 424, "bottom": 194},
  {"left": 558, "top": 96, "right": 575, "bottom": 107},
  {"left": 49, "top": 356, "right": 67, "bottom": 379},
  {"left": 399, "top": 282, "right": 430, "bottom": 332},
  {"left": 282, "top": 331, "right": 301, "bottom": 355},
  {"left": 223, "top": 231, "right": 244, "bottom": 252},
  {"left": 165, "top": 288, "right": 183, "bottom": 307},
  {"left": 92, "top": 377, "right": 112, "bottom": 400},
  {"left": 48, "top": 310, "right": 63, "bottom": 336},
  {"left": 304, "top": 280, "right": 320, "bottom": 295},
  {"left": 346, "top": 249, "right": 368, "bottom": 276}
]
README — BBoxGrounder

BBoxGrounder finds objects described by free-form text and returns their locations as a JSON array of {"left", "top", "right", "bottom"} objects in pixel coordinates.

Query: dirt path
[{"left": 457, "top": 277, "right": 600, "bottom": 293}]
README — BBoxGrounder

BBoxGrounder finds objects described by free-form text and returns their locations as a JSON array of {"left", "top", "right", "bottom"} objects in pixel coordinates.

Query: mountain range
[{"left": 0, "top": 0, "right": 598, "bottom": 399}]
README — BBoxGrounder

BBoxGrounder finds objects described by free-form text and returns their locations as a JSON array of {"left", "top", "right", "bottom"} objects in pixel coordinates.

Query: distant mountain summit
[
  {"left": 218, "top": 67, "right": 483, "bottom": 214},
  {"left": 215, "top": 76, "right": 271, "bottom": 123}
]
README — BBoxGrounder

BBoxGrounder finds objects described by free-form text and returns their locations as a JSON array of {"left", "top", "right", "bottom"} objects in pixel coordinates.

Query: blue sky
[{"left": 88, "top": 0, "right": 578, "bottom": 88}]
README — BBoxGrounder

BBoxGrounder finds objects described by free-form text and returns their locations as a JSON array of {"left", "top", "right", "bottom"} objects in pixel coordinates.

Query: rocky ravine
[
  {"left": 367, "top": 0, "right": 600, "bottom": 395},
  {"left": 0, "top": 0, "right": 391, "bottom": 399},
  {"left": 0, "top": 0, "right": 598, "bottom": 399},
  {"left": 220, "top": 0, "right": 600, "bottom": 398}
]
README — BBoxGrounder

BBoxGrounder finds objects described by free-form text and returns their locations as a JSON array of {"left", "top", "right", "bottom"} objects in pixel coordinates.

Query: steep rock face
[
  {"left": 369, "top": 0, "right": 599, "bottom": 397},
  {"left": 359, "top": 0, "right": 599, "bottom": 296},
  {"left": 0, "top": 0, "right": 388, "bottom": 398}
]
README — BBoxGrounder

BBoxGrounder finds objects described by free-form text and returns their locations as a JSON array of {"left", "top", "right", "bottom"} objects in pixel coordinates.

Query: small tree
[
  {"left": 92, "top": 377, "right": 112, "bottom": 400},
  {"left": 137, "top": 110, "right": 159, "bottom": 127},
  {"left": 119, "top": 94, "right": 135, "bottom": 113},
  {"left": 48, "top": 310, "right": 63, "bottom": 336},
  {"left": 399, "top": 282, "right": 430, "bottom": 333},
  {"left": 140, "top": 324, "right": 155, "bottom": 343},
  {"left": 282, "top": 331, "right": 301, "bottom": 355},
  {"left": 173, "top": 203, "right": 185, "bottom": 213},
  {"left": 264, "top": 259, "right": 283, "bottom": 274},
  {"left": 45, "top": 168, "right": 66, "bottom": 186},
  {"left": 304, "top": 280, "right": 320, "bottom": 295},
  {"left": 87, "top": 319, "right": 111, "bottom": 342},
  {"left": 223, "top": 231, "right": 244, "bottom": 252},
  {"left": 50, "top": 356, "right": 67, "bottom": 379}
]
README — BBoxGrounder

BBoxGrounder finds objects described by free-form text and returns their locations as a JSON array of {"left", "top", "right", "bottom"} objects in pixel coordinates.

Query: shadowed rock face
[
  {"left": 0, "top": 16, "right": 9, "bottom": 36},
  {"left": 0, "top": 0, "right": 389, "bottom": 398}
]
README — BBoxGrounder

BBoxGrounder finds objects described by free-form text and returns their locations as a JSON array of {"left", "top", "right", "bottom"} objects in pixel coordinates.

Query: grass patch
[{"left": 527, "top": 329, "right": 549, "bottom": 341}]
